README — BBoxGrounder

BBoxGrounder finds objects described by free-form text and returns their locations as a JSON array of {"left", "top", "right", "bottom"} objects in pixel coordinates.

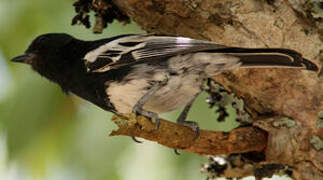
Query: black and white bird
[{"left": 11, "top": 33, "right": 318, "bottom": 138}]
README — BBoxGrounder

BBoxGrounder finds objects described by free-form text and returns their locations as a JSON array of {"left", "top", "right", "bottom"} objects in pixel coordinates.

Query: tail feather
[{"left": 209, "top": 48, "right": 318, "bottom": 71}]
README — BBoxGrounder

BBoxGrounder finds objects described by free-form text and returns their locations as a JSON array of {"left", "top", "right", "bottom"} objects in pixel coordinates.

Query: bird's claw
[
  {"left": 174, "top": 149, "right": 181, "bottom": 155},
  {"left": 131, "top": 136, "right": 143, "bottom": 143},
  {"left": 178, "top": 121, "right": 200, "bottom": 141},
  {"left": 133, "top": 107, "right": 160, "bottom": 130}
]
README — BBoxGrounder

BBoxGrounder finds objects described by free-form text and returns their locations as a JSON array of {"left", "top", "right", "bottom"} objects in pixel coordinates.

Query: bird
[{"left": 11, "top": 33, "right": 318, "bottom": 139}]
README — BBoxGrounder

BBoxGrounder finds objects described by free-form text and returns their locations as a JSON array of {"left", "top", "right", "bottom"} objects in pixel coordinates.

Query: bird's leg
[
  {"left": 176, "top": 91, "right": 201, "bottom": 140},
  {"left": 132, "top": 81, "right": 165, "bottom": 130},
  {"left": 173, "top": 92, "right": 200, "bottom": 154}
]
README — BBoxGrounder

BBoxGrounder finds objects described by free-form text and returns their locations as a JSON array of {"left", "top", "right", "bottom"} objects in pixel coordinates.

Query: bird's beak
[{"left": 11, "top": 53, "right": 34, "bottom": 64}]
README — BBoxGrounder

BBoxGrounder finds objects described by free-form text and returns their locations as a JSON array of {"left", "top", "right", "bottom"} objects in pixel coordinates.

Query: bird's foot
[
  {"left": 133, "top": 106, "right": 160, "bottom": 130},
  {"left": 178, "top": 120, "right": 200, "bottom": 141}
]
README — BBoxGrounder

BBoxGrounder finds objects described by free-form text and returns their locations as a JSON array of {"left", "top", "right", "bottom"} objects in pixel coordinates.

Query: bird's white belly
[
  {"left": 106, "top": 74, "right": 203, "bottom": 114},
  {"left": 144, "top": 74, "right": 203, "bottom": 113}
]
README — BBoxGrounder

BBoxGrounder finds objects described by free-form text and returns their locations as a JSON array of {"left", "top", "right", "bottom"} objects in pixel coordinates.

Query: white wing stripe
[{"left": 84, "top": 35, "right": 148, "bottom": 63}]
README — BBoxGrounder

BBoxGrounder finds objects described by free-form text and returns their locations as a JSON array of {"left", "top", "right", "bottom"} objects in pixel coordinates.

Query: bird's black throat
[{"left": 28, "top": 39, "right": 115, "bottom": 112}]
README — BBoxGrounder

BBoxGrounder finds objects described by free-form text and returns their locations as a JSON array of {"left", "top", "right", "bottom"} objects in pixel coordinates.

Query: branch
[{"left": 110, "top": 114, "right": 267, "bottom": 155}]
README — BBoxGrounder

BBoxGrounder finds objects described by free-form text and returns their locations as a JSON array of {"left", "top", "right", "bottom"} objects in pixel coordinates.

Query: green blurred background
[{"left": 0, "top": 1, "right": 288, "bottom": 180}]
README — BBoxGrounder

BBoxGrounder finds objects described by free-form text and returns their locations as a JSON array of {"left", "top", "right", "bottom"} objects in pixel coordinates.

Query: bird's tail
[{"left": 211, "top": 48, "right": 318, "bottom": 71}]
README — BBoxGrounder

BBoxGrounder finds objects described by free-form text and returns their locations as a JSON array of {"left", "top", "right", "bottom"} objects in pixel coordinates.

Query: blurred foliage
[{"left": 0, "top": 0, "right": 240, "bottom": 179}]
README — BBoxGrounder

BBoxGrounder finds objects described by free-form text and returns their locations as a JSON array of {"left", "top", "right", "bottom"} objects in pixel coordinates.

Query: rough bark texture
[
  {"left": 110, "top": 114, "right": 267, "bottom": 155},
  {"left": 78, "top": 0, "right": 323, "bottom": 179}
]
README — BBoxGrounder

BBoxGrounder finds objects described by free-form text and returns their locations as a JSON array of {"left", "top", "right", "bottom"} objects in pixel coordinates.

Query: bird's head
[
  {"left": 11, "top": 33, "right": 74, "bottom": 65},
  {"left": 11, "top": 33, "right": 85, "bottom": 84}
]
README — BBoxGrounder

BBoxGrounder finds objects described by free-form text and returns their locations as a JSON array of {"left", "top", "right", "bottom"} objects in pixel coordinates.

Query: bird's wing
[{"left": 83, "top": 35, "right": 227, "bottom": 73}]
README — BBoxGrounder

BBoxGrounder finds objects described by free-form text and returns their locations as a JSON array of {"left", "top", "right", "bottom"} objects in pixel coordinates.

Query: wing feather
[{"left": 84, "top": 35, "right": 227, "bottom": 73}]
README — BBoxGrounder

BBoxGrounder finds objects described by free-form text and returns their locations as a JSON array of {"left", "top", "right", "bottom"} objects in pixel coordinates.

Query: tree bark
[
  {"left": 110, "top": 114, "right": 267, "bottom": 155},
  {"left": 80, "top": 0, "right": 323, "bottom": 179}
]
